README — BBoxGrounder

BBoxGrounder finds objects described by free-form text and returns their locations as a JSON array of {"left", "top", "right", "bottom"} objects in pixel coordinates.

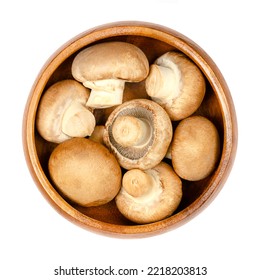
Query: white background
[{"left": 1, "top": 0, "right": 259, "bottom": 279}]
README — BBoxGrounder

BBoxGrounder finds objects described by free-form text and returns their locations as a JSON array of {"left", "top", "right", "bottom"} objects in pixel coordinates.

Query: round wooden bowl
[{"left": 23, "top": 21, "right": 237, "bottom": 237}]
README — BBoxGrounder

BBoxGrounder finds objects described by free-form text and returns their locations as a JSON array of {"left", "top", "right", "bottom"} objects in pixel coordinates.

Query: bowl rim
[{"left": 23, "top": 21, "right": 238, "bottom": 238}]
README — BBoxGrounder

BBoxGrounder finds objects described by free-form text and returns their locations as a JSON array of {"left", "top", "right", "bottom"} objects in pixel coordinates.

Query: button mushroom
[
  {"left": 89, "top": 125, "right": 105, "bottom": 144},
  {"left": 71, "top": 41, "right": 149, "bottom": 109},
  {"left": 171, "top": 116, "right": 220, "bottom": 181},
  {"left": 48, "top": 138, "right": 122, "bottom": 207},
  {"left": 145, "top": 51, "right": 206, "bottom": 120},
  {"left": 115, "top": 162, "right": 182, "bottom": 224},
  {"left": 103, "top": 99, "right": 173, "bottom": 170},
  {"left": 36, "top": 79, "right": 96, "bottom": 143}
]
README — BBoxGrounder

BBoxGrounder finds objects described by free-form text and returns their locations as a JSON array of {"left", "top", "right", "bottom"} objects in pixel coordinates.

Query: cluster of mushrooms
[{"left": 36, "top": 41, "right": 220, "bottom": 224}]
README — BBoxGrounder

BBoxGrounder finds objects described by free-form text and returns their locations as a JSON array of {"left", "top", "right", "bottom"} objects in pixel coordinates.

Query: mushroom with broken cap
[
  {"left": 116, "top": 162, "right": 182, "bottom": 224},
  {"left": 145, "top": 51, "right": 206, "bottom": 120},
  {"left": 103, "top": 99, "right": 173, "bottom": 170},
  {"left": 171, "top": 116, "right": 220, "bottom": 181},
  {"left": 48, "top": 137, "right": 122, "bottom": 207},
  {"left": 36, "top": 79, "right": 96, "bottom": 143},
  {"left": 71, "top": 41, "right": 149, "bottom": 108}
]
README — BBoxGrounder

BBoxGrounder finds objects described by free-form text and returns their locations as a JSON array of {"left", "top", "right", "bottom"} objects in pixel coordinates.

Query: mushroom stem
[
  {"left": 83, "top": 79, "right": 125, "bottom": 108},
  {"left": 123, "top": 169, "right": 154, "bottom": 197},
  {"left": 86, "top": 90, "right": 123, "bottom": 108},
  {"left": 61, "top": 101, "right": 96, "bottom": 137},
  {"left": 146, "top": 64, "right": 181, "bottom": 103},
  {"left": 112, "top": 115, "right": 152, "bottom": 147}
]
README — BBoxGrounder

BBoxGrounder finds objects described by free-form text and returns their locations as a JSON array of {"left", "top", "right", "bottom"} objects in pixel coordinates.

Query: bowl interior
[{"left": 34, "top": 33, "right": 224, "bottom": 226}]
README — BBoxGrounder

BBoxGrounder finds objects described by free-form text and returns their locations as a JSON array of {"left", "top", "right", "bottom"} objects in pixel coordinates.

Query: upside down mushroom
[
  {"left": 145, "top": 51, "right": 206, "bottom": 120},
  {"left": 36, "top": 79, "right": 96, "bottom": 143},
  {"left": 71, "top": 41, "right": 149, "bottom": 108},
  {"left": 116, "top": 162, "right": 182, "bottom": 224},
  {"left": 103, "top": 99, "right": 173, "bottom": 170}
]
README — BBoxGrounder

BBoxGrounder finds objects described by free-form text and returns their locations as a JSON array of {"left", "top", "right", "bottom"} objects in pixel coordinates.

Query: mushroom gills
[
  {"left": 83, "top": 79, "right": 125, "bottom": 108},
  {"left": 61, "top": 101, "right": 96, "bottom": 137},
  {"left": 108, "top": 107, "right": 155, "bottom": 160}
]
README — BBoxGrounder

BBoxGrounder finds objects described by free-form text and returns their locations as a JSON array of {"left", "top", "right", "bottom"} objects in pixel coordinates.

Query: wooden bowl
[{"left": 23, "top": 21, "right": 237, "bottom": 237}]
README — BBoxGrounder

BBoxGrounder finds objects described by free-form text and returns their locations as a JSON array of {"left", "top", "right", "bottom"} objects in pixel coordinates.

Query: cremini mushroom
[
  {"left": 71, "top": 41, "right": 149, "bottom": 109},
  {"left": 89, "top": 125, "right": 105, "bottom": 144},
  {"left": 171, "top": 116, "right": 220, "bottom": 181},
  {"left": 145, "top": 51, "right": 206, "bottom": 120},
  {"left": 115, "top": 162, "right": 182, "bottom": 224},
  {"left": 36, "top": 79, "right": 96, "bottom": 143},
  {"left": 103, "top": 99, "right": 173, "bottom": 170},
  {"left": 165, "top": 140, "right": 173, "bottom": 160},
  {"left": 48, "top": 138, "right": 122, "bottom": 207}
]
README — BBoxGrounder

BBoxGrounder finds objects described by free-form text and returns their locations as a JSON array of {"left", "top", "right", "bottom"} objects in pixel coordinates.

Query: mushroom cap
[
  {"left": 36, "top": 79, "right": 94, "bottom": 143},
  {"left": 145, "top": 52, "right": 206, "bottom": 120},
  {"left": 103, "top": 99, "right": 173, "bottom": 170},
  {"left": 89, "top": 125, "right": 105, "bottom": 144},
  {"left": 171, "top": 116, "right": 220, "bottom": 181},
  {"left": 71, "top": 41, "right": 149, "bottom": 83},
  {"left": 115, "top": 162, "right": 182, "bottom": 224},
  {"left": 48, "top": 138, "right": 122, "bottom": 207}
]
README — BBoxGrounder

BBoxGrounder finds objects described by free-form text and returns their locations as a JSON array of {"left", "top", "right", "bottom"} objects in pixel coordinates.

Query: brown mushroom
[
  {"left": 115, "top": 162, "right": 182, "bottom": 224},
  {"left": 89, "top": 125, "right": 105, "bottom": 144},
  {"left": 171, "top": 116, "right": 220, "bottom": 181},
  {"left": 71, "top": 41, "right": 149, "bottom": 108},
  {"left": 145, "top": 51, "right": 206, "bottom": 120},
  {"left": 48, "top": 138, "right": 122, "bottom": 207},
  {"left": 36, "top": 79, "right": 95, "bottom": 143},
  {"left": 103, "top": 99, "right": 173, "bottom": 170}
]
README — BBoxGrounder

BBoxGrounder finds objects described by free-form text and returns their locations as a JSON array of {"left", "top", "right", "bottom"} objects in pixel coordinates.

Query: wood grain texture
[{"left": 23, "top": 21, "right": 237, "bottom": 238}]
